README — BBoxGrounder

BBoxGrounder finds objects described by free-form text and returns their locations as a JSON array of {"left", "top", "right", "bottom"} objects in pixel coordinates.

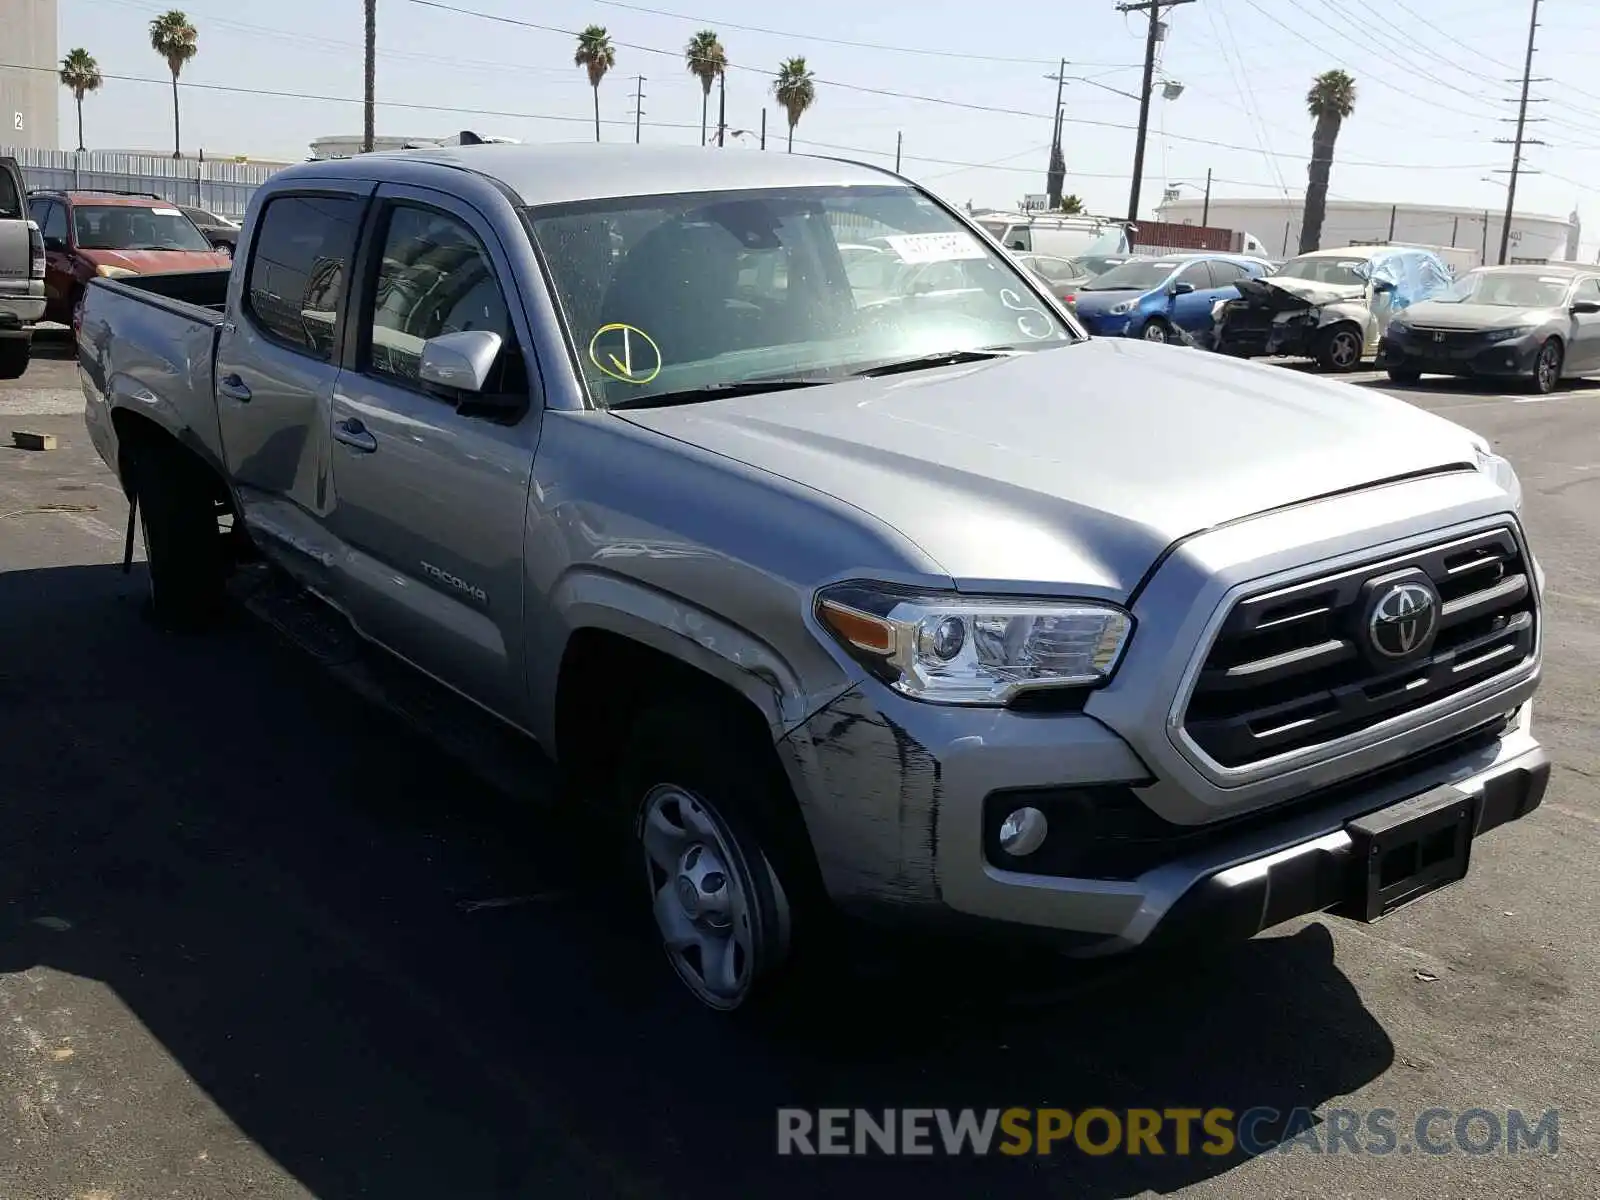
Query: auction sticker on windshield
[
  {"left": 884, "top": 232, "right": 988, "bottom": 265},
  {"left": 151, "top": 207, "right": 183, "bottom": 216}
]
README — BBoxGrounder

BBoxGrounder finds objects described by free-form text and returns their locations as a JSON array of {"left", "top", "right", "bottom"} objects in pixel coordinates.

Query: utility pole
[
  {"left": 1497, "top": 0, "right": 1545, "bottom": 265},
  {"left": 1044, "top": 58, "right": 1067, "bottom": 209},
  {"left": 717, "top": 70, "right": 727, "bottom": 147},
  {"left": 1201, "top": 166, "right": 1211, "bottom": 225},
  {"left": 1118, "top": 0, "right": 1194, "bottom": 225},
  {"left": 895, "top": 131, "right": 903, "bottom": 173},
  {"left": 759, "top": 107, "right": 766, "bottom": 150},
  {"left": 630, "top": 75, "right": 646, "bottom": 144}
]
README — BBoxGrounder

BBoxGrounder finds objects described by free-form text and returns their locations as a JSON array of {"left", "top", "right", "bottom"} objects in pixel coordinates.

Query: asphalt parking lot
[{"left": 3, "top": 334, "right": 1598, "bottom": 1199}]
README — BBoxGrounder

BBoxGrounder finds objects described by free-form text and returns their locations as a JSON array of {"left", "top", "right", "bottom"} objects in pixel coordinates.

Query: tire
[
  {"left": 130, "top": 438, "right": 226, "bottom": 631},
  {"left": 1528, "top": 337, "right": 1563, "bottom": 395},
  {"left": 0, "top": 338, "right": 28, "bottom": 380},
  {"left": 1386, "top": 367, "right": 1422, "bottom": 385},
  {"left": 619, "top": 702, "right": 800, "bottom": 1013},
  {"left": 1138, "top": 318, "right": 1171, "bottom": 344},
  {"left": 1315, "top": 325, "right": 1364, "bottom": 372}
]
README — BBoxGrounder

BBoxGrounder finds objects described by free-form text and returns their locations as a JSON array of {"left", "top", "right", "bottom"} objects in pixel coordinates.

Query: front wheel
[
  {"left": 1529, "top": 338, "right": 1563, "bottom": 395},
  {"left": 1139, "top": 318, "right": 1171, "bottom": 344},
  {"left": 0, "top": 337, "right": 28, "bottom": 380},
  {"left": 621, "top": 705, "right": 797, "bottom": 1013},
  {"left": 1315, "top": 326, "right": 1364, "bottom": 372}
]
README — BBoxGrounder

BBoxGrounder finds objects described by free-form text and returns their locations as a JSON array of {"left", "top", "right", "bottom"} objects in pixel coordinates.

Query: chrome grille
[{"left": 1181, "top": 527, "right": 1537, "bottom": 769}]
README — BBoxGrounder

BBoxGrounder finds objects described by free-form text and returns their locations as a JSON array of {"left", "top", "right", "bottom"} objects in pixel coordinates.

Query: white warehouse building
[{"left": 1155, "top": 196, "right": 1580, "bottom": 267}]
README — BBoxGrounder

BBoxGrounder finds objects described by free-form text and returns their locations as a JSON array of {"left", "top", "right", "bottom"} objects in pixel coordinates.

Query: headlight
[
  {"left": 1484, "top": 325, "right": 1534, "bottom": 342},
  {"left": 1107, "top": 300, "right": 1135, "bottom": 316},
  {"left": 95, "top": 264, "right": 137, "bottom": 278},
  {"left": 815, "top": 582, "right": 1133, "bottom": 705},
  {"left": 1470, "top": 439, "right": 1523, "bottom": 511}
]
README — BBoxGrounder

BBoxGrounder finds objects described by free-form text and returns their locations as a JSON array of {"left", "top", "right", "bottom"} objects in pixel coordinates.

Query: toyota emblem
[{"left": 1368, "top": 581, "right": 1440, "bottom": 659}]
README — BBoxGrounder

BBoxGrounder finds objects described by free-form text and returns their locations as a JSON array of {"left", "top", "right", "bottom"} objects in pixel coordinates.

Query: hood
[
  {"left": 1069, "top": 287, "right": 1147, "bottom": 314},
  {"left": 617, "top": 339, "right": 1481, "bottom": 598},
  {"left": 1395, "top": 300, "right": 1554, "bottom": 329},
  {"left": 78, "top": 247, "right": 233, "bottom": 274},
  {"left": 1237, "top": 276, "right": 1366, "bottom": 310}
]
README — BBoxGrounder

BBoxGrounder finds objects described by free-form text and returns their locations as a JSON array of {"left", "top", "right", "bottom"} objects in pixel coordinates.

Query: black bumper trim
[{"left": 1144, "top": 748, "right": 1550, "bottom": 951}]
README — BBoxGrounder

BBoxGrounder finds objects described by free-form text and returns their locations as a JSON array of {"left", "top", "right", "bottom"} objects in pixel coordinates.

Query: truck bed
[{"left": 79, "top": 269, "right": 233, "bottom": 478}]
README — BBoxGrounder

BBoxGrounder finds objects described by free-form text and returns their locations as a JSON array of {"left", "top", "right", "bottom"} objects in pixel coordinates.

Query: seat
[{"left": 599, "top": 220, "right": 742, "bottom": 364}]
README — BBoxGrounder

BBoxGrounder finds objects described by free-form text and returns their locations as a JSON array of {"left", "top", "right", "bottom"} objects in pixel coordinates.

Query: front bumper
[
  {"left": 1075, "top": 310, "right": 1135, "bottom": 337},
  {"left": 1376, "top": 331, "right": 1541, "bottom": 378},
  {"left": 779, "top": 471, "right": 1543, "bottom": 954}
]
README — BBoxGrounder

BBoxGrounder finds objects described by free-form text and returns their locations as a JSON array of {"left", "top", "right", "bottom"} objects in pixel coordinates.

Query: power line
[
  {"left": 582, "top": 0, "right": 1144, "bottom": 67},
  {"left": 394, "top": 0, "right": 1511, "bottom": 171}
]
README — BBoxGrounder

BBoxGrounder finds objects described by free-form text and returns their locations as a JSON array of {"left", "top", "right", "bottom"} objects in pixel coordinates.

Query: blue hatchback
[{"left": 1070, "top": 254, "right": 1273, "bottom": 342}]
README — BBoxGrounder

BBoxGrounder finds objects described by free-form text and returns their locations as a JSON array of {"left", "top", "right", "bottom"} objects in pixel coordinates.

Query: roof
[
  {"left": 1471, "top": 261, "right": 1590, "bottom": 274},
  {"left": 32, "top": 191, "right": 182, "bottom": 207},
  {"left": 290, "top": 143, "right": 904, "bottom": 207},
  {"left": 1293, "top": 244, "right": 1433, "bottom": 259}
]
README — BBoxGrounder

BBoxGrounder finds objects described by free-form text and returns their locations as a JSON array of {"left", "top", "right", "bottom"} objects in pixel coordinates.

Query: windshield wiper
[
  {"left": 606, "top": 378, "right": 831, "bottom": 410},
  {"left": 851, "top": 348, "right": 1020, "bottom": 378}
]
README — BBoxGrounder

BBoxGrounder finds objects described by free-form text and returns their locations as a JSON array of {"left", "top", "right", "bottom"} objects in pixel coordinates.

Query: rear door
[
  {"left": 213, "top": 183, "right": 374, "bottom": 597},
  {"left": 324, "top": 185, "right": 541, "bottom": 721},
  {"left": 0, "top": 159, "right": 32, "bottom": 306}
]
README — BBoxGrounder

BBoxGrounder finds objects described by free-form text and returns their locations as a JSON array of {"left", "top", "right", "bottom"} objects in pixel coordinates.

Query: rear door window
[{"left": 244, "top": 194, "right": 362, "bottom": 360}]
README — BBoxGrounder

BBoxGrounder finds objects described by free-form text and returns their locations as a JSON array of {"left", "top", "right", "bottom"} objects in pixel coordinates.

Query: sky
[{"left": 49, "top": 0, "right": 1600, "bottom": 254}]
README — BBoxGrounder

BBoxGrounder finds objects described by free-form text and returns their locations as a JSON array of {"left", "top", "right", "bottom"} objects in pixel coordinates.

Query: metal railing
[{"left": 1, "top": 146, "right": 288, "bottom": 218}]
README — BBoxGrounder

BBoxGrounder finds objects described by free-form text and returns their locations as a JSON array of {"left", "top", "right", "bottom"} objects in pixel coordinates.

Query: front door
[
  {"left": 213, "top": 184, "right": 374, "bottom": 598},
  {"left": 29, "top": 199, "right": 73, "bottom": 323},
  {"left": 1567, "top": 277, "right": 1600, "bottom": 374},
  {"left": 1168, "top": 260, "right": 1217, "bottom": 331},
  {"left": 324, "top": 186, "right": 542, "bottom": 722}
]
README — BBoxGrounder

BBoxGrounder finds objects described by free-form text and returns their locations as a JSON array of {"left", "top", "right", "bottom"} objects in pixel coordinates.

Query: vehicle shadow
[
  {"left": 0, "top": 562, "right": 1396, "bottom": 1200},
  {"left": 26, "top": 327, "right": 75, "bottom": 360}
]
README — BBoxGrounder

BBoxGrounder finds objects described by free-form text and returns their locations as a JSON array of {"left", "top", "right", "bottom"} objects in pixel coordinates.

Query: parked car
[
  {"left": 1213, "top": 245, "right": 1454, "bottom": 372},
  {"left": 177, "top": 204, "right": 242, "bottom": 255},
  {"left": 0, "top": 156, "right": 45, "bottom": 378},
  {"left": 26, "top": 189, "right": 233, "bottom": 326},
  {"left": 1070, "top": 253, "right": 1274, "bottom": 342},
  {"left": 1376, "top": 264, "right": 1600, "bottom": 394},
  {"left": 79, "top": 145, "right": 1546, "bottom": 1014},
  {"left": 1012, "top": 252, "right": 1091, "bottom": 302}
]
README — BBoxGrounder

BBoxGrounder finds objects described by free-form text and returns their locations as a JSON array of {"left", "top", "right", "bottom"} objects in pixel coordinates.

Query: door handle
[
  {"left": 218, "top": 373, "right": 251, "bottom": 403},
  {"left": 333, "top": 417, "right": 378, "bottom": 453}
]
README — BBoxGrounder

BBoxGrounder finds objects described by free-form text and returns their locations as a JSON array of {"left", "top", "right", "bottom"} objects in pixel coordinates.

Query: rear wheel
[
  {"left": 0, "top": 337, "right": 28, "bottom": 380},
  {"left": 130, "top": 438, "right": 226, "bottom": 631},
  {"left": 1529, "top": 337, "right": 1563, "bottom": 395},
  {"left": 1316, "top": 326, "right": 1363, "bottom": 372},
  {"left": 620, "top": 703, "right": 798, "bottom": 1013},
  {"left": 1386, "top": 367, "right": 1422, "bottom": 385}
]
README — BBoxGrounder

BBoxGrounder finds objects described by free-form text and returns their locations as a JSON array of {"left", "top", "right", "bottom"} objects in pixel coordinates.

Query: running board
[{"left": 229, "top": 564, "right": 557, "bottom": 807}]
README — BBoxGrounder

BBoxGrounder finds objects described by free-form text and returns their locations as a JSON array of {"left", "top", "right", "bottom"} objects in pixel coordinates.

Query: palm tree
[
  {"left": 149, "top": 11, "right": 198, "bottom": 159},
  {"left": 58, "top": 49, "right": 103, "bottom": 153},
  {"left": 362, "top": 0, "right": 376, "bottom": 153},
  {"left": 1300, "top": 69, "right": 1357, "bottom": 254},
  {"left": 574, "top": 26, "right": 616, "bottom": 143},
  {"left": 772, "top": 57, "right": 816, "bottom": 153},
  {"left": 685, "top": 30, "right": 727, "bottom": 148}
]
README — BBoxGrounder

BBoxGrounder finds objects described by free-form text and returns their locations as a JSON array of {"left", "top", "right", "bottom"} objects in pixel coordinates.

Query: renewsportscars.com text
[{"left": 776, "top": 1107, "right": 1559, "bottom": 1157}]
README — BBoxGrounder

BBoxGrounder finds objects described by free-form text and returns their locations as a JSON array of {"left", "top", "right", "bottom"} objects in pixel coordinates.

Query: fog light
[{"left": 998, "top": 806, "right": 1049, "bottom": 856}]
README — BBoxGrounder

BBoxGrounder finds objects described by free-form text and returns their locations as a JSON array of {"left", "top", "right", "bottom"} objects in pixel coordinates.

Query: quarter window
[
  {"left": 244, "top": 194, "right": 362, "bottom": 360},
  {"left": 366, "top": 204, "right": 523, "bottom": 393}
]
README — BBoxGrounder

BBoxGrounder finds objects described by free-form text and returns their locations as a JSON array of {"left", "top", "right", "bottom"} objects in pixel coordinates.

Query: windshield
[
  {"left": 1078, "top": 254, "right": 1129, "bottom": 276},
  {"left": 1274, "top": 255, "right": 1369, "bottom": 286},
  {"left": 1079, "top": 260, "right": 1179, "bottom": 292},
  {"left": 1437, "top": 271, "right": 1570, "bottom": 307},
  {"left": 527, "top": 185, "right": 1077, "bottom": 407},
  {"left": 72, "top": 204, "right": 214, "bottom": 252}
]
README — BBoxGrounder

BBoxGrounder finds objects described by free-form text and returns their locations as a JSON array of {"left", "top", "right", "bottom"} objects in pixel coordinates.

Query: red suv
[{"left": 25, "top": 190, "right": 232, "bottom": 326}]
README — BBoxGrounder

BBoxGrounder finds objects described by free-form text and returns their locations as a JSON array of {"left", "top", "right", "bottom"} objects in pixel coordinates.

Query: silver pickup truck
[
  {"left": 77, "top": 145, "right": 1549, "bottom": 1013},
  {"left": 0, "top": 155, "right": 46, "bottom": 378}
]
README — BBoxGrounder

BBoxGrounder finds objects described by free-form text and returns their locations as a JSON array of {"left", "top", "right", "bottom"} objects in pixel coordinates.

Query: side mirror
[
  {"left": 43, "top": 235, "right": 66, "bottom": 253},
  {"left": 419, "top": 329, "right": 502, "bottom": 393},
  {"left": 1572, "top": 300, "right": 1600, "bottom": 315},
  {"left": 1171, "top": 281, "right": 1195, "bottom": 295}
]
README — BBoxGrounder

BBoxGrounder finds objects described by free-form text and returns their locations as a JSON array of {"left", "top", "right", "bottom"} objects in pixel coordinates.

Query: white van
[{"left": 974, "top": 212, "right": 1133, "bottom": 259}]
